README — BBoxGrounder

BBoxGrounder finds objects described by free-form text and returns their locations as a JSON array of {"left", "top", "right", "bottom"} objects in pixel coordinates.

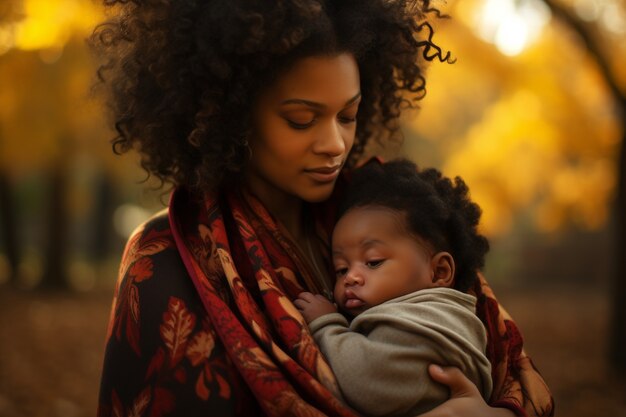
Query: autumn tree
[
  {"left": 0, "top": 1, "right": 115, "bottom": 289},
  {"left": 401, "top": 0, "right": 625, "bottom": 378},
  {"left": 538, "top": 0, "right": 626, "bottom": 378},
  {"left": 0, "top": 0, "right": 22, "bottom": 284}
]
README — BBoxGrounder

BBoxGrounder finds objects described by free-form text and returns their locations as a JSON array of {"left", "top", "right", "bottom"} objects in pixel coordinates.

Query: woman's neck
[
  {"left": 244, "top": 176, "right": 304, "bottom": 241},
  {"left": 242, "top": 175, "right": 332, "bottom": 297}
]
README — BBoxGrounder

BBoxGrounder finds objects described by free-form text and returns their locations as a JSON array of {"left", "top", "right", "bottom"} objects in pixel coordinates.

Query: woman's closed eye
[
  {"left": 286, "top": 118, "right": 316, "bottom": 130},
  {"left": 282, "top": 109, "right": 317, "bottom": 130},
  {"left": 339, "top": 100, "right": 360, "bottom": 125},
  {"left": 338, "top": 114, "right": 357, "bottom": 125},
  {"left": 365, "top": 259, "right": 385, "bottom": 269}
]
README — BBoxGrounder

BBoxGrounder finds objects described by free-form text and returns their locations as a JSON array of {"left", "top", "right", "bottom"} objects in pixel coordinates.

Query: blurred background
[{"left": 0, "top": 0, "right": 625, "bottom": 415}]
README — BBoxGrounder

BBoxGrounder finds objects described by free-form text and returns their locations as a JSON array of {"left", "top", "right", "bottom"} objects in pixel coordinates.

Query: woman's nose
[{"left": 313, "top": 121, "right": 347, "bottom": 157}]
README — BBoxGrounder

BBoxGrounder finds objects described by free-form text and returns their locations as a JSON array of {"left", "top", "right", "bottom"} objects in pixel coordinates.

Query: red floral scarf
[
  {"left": 98, "top": 178, "right": 553, "bottom": 417},
  {"left": 99, "top": 172, "right": 554, "bottom": 416},
  {"left": 168, "top": 185, "right": 554, "bottom": 416},
  {"left": 169, "top": 187, "right": 357, "bottom": 416}
]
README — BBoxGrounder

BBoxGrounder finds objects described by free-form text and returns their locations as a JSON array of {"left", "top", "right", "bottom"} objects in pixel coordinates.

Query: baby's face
[{"left": 331, "top": 206, "right": 435, "bottom": 316}]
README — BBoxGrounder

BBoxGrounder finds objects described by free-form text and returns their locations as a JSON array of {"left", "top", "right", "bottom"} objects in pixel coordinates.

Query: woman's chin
[
  {"left": 302, "top": 192, "right": 333, "bottom": 203},
  {"left": 299, "top": 183, "right": 336, "bottom": 203}
]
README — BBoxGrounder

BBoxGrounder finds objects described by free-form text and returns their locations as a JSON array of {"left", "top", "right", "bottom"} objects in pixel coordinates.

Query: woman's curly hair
[
  {"left": 337, "top": 159, "right": 489, "bottom": 292},
  {"left": 91, "top": 0, "right": 452, "bottom": 190}
]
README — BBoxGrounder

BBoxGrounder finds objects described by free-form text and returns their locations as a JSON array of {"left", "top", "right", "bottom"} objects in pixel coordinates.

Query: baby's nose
[{"left": 344, "top": 271, "right": 362, "bottom": 285}]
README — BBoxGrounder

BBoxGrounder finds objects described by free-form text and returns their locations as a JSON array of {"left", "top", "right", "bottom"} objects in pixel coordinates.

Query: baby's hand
[{"left": 294, "top": 292, "right": 338, "bottom": 323}]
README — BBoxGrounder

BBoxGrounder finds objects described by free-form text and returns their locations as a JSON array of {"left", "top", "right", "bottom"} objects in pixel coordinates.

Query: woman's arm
[{"left": 420, "top": 365, "right": 517, "bottom": 417}]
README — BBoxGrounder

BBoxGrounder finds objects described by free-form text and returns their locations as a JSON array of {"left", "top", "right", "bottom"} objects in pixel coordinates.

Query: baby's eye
[
  {"left": 366, "top": 259, "right": 385, "bottom": 269},
  {"left": 335, "top": 268, "right": 348, "bottom": 277}
]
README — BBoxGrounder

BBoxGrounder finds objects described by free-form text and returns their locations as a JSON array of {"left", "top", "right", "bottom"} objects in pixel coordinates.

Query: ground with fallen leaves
[{"left": 0, "top": 283, "right": 624, "bottom": 417}]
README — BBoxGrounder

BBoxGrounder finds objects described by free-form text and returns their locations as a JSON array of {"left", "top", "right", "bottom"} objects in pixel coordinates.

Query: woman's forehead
[{"left": 264, "top": 53, "right": 361, "bottom": 106}]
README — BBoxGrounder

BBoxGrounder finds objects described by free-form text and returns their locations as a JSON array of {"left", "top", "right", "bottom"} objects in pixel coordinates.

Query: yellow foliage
[
  {"left": 13, "top": 0, "right": 101, "bottom": 51},
  {"left": 442, "top": 90, "right": 561, "bottom": 235},
  {"left": 0, "top": 0, "right": 623, "bottom": 239},
  {"left": 404, "top": 0, "right": 623, "bottom": 236}
]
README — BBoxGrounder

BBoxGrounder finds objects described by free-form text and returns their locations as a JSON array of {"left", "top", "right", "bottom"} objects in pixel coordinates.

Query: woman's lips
[{"left": 304, "top": 165, "right": 341, "bottom": 183}]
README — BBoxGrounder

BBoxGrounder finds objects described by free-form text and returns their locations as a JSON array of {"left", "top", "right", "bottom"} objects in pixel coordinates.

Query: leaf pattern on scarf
[
  {"left": 265, "top": 391, "right": 325, "bottom": 417},
  {"left": 274, "top": 267, "right": 304, "bottom": 297},
  {"left": 194, "top": 224, "right": 220, "bottom": 276},
  {"left": 106, "top": 224, "right": 173, "bottom": 348},
  {"left": 186, "top": 330, "right": 215, "bottom": 366},
  {"left": 150, "top": 388, "right": 175, "bottom": 417},
  {"left": 218, "top": 248, "right": 272, "bottom": 332},
  {"left": 195, "top": 369, "right": 211, "bottom": 400},
  {"left": 129, "top": 285, "right": 140, "bottom": 323},
  {"left": 216, "top": 372, "right": 231, "bottom": 399},
  {"left": 125, "top": 286, "right": 141, "bottom": 355},
  {"left": 174, "top": 368, "right": 187, "bottom": 384},
  {"left": 128, "top": 387, "right": 151, "bottom": 417},
  {"left": 518, "top": 356, "right": 555, "bottom": 416},
  {"left": 233, "top": 210, "right": 257, "bottom": 242},
  {"left": 129, "top": 257, "right": 153, "bottom": 283},
  {"left": 160, "top": 297, "right": 196, "bottom": 368},
  {"left": 234, "top": 344, "right": 279, "bottom": 373},
  {"left": 145, "top": 347, "right": 165, "bottom": 381},
  {"left": 111, "top": 390, "right": 124, "bottom": 417},
  {"left": 118, "top": 225, "right": 172, "bottom": 282},
  {"left": 193, "top": 348, "right": 233, "bottom": 401}
]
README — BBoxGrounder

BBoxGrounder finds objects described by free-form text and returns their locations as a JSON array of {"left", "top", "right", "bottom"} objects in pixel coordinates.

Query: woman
[{"left": 93, "top": 1, "right": 554, "bottom": 416}]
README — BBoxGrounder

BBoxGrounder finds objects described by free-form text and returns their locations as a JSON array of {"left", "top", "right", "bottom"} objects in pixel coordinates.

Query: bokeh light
[{"left": 473, "top": 0, "right": 552, "bottom": 56}]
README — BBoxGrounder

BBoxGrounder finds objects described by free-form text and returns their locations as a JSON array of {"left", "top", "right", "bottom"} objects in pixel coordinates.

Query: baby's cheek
[{"left": 333, "top": 287, "right": 345, "bottom": 306}]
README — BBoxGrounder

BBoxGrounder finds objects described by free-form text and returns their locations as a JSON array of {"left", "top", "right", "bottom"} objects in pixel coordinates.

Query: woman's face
[{"left": 247, "top": 53, "right": 361, "bottom": 204}]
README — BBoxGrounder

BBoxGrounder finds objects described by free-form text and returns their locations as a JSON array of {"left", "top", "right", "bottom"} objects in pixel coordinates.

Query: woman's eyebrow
[
  {"left": 345, "top": 92, "right": 362, "bottom": 106},
  {"left": 280, "top": 99, "right": 325, "bottom": 109},
  {"left": 280, "top": 92, "right": 362, "bottom": 109}
]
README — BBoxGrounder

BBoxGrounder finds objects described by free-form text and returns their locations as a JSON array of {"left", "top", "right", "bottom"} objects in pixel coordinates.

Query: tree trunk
[
  {"left": 541, "top": 0, "right": 626, "bottom": 379},
  {"left": 611, "top": 98, "right": 626, "bottom": 375},
  {"left": 40, "top": 161, "right": 69, "bottom": 290},
  {"left": 91, "top": 173, "right": 116, "bottom": 261},
  {"left": 0, "top": 169, "right": 19, "bottom": 284}
]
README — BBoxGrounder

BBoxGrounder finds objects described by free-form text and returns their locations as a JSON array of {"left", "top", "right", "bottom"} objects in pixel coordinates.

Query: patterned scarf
[
  {"left": 170, "top": 186, "right": 357, "bottom": 416},
  {"left": 167, "top": 182, "right": 555, "bottom": 416}
]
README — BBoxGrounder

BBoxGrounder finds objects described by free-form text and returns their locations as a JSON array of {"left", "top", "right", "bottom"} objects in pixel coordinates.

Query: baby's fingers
[
  {"left": 314, "top": 294, "right": 332, "bottom": 304},
  {"left": 293, "top": 298, "right": 308, "bottom": 310},
  {"left": 297, "top": 292, "right": 316, "bottom": 302}
]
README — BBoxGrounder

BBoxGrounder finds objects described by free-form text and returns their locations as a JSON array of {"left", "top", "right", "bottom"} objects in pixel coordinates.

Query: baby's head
[{"left": 332, "top": 159, "right": 489, "bottom": 316}]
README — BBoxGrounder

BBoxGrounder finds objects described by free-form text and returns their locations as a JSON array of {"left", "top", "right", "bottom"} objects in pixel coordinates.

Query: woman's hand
[
  {"left": 294, "top": 292, "right": 338, "bottom": 323},
  {"left": 420, "top": 365, "right": 517, "bottom": 417}
]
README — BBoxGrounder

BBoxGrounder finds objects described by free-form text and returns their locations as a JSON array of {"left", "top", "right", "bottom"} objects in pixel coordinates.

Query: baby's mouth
[{"left": 344, "top": 289, "right": 365, "bottom": 309}]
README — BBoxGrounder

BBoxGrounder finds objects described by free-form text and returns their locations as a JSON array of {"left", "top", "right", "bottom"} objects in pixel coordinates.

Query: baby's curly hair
[
  {"left": 337, "top": 159, "right": 489, "bottom": 292},
  {"left": 91, "top": 0, "right": 452, "bottom": 190}
]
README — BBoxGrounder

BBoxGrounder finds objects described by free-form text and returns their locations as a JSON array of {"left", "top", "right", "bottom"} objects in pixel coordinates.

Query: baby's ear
[{"left": 431, "top": 252, "right": 455, "bottom": 287}]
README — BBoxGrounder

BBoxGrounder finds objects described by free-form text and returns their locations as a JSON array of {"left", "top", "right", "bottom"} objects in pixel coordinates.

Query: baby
[{"left": 295, "top": 159, "right": 493, "bottom": 416}]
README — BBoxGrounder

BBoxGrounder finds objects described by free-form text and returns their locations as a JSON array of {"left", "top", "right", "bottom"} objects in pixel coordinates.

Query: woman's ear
[{"left": 431, "top": 252, "right": 455, "bottom": 287}]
